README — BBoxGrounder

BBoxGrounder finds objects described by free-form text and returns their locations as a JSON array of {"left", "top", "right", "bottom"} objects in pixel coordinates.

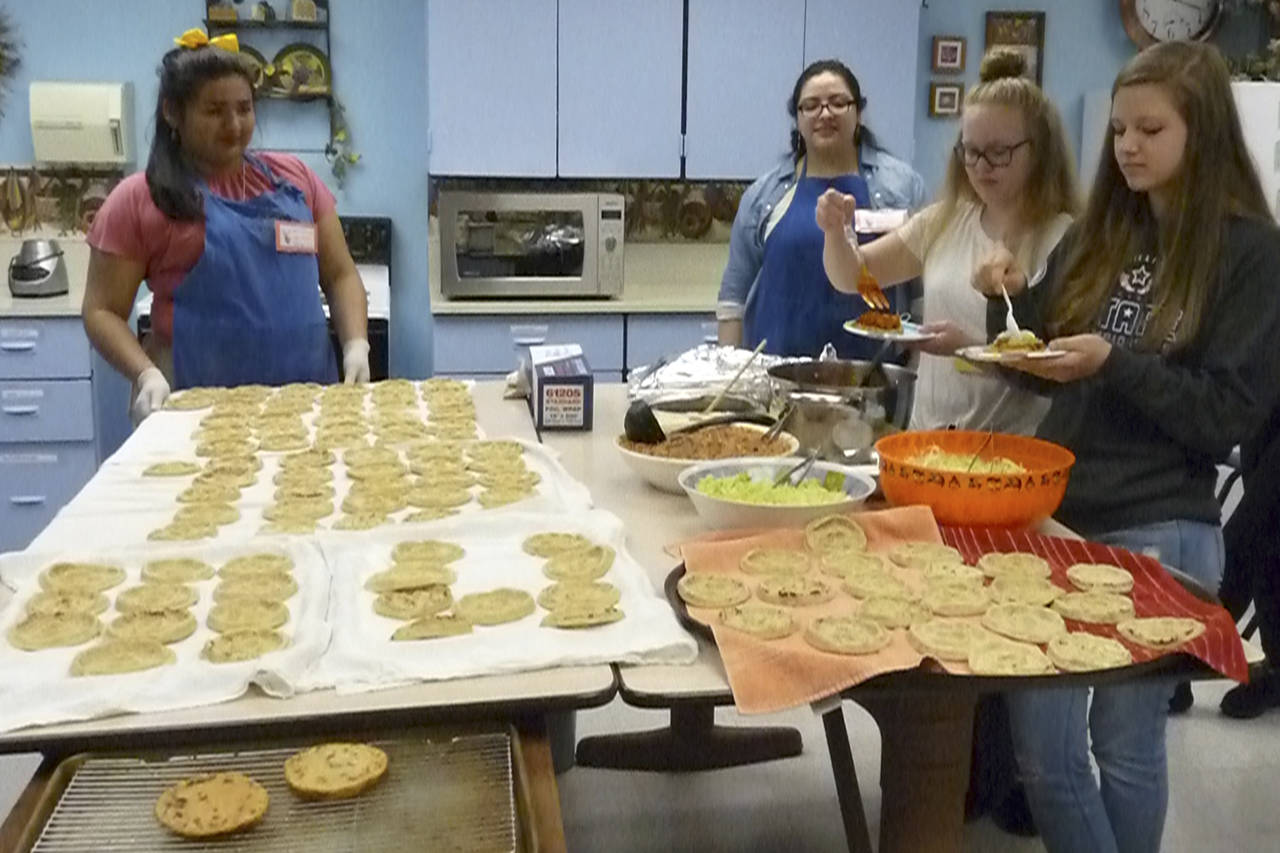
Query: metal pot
[
  {"left": 778, "top": 392, "right": 876, "bottom": 463},
  {"left": 767, "top": 358, "right": 917, "bottom": 429}
]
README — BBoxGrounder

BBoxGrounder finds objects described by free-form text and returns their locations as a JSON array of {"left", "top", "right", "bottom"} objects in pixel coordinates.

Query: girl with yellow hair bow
[{"left": 80, "top": 28, "right": 370, "bottom": 422}]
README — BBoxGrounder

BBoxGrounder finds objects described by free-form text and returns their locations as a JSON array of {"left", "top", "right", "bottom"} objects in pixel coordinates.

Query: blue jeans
[{"left": 1006, "top": 519, "right": 1225, "bottom": 853}]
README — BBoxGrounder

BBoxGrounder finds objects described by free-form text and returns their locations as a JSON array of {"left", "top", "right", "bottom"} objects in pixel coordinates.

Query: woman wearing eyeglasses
[
  {"left": 818, "top": 49, "right": 1079, "bottom": 434},
  {"left": 716, "top": 59, "right": 925, "bottom": 359}
]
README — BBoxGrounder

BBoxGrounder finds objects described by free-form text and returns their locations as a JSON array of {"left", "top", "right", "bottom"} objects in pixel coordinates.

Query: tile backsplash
[{"left": 434, "top": 177, "right": 749, "bottom": 244}]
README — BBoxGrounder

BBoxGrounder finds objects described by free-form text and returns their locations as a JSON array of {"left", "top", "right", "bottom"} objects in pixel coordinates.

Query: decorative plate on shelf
[
  {"left": 239, "top": 45, "right": 269, "bottom": 92},
  {"left": 270, "top": 42, "right": 331, "bottom": 95}
]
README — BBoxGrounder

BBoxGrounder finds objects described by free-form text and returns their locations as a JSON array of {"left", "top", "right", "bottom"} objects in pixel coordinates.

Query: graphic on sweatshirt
[{"left": 1098, "top": 252, "right": 1178, "bottom": 350}]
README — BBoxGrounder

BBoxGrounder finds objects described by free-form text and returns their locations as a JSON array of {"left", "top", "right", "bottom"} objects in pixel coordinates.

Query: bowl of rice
[
  {"left": 875, "top": 430, "right": 1076, "bottom": 527},
  {"left": 615, "top": 423, "right": 800, "bottom": 494},
  {"left": 676, "top": 457, "right": 877, "bottom": 529}
]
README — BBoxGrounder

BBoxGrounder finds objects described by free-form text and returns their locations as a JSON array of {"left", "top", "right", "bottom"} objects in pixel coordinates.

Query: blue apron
[
  {"left": 171, "top": 155, "right": 337, "bottom": 389},
  {"left": 743, "top": 163, "right": 885, "bottom": 359}
]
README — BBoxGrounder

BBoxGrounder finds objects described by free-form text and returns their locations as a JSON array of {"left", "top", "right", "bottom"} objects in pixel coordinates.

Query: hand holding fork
[{"left": 815, "top": 187, "right": 890, "bottom": 310}]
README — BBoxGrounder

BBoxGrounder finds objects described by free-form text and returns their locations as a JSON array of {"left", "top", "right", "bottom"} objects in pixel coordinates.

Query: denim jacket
[{"left": 716, "top": 146, "right": 926, "bottom": 320}]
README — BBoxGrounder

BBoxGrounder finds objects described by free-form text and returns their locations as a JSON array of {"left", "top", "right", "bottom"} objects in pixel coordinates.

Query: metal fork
[{"left": 846, "top": 223, "right": 891, "bottom": 311}]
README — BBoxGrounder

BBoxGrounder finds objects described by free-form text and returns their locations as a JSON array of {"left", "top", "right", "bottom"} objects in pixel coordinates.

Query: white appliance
[
  {"left": 29, "top": 81, "right": 134, "bottom": 167},
  {"left": 438, "top": 191, "right": 624, "bottom": 299},
  {"left": 1081, "top": 82, "right": 1280, "bottom": 220}
]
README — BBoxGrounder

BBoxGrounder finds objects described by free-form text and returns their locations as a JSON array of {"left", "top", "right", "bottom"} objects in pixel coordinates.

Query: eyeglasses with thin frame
[
  {"left": 954, "top": 138, "right": 1031, "bottom": 168},
  {"left": 797, "top": 97, "right": 857, "bottom": 118}
]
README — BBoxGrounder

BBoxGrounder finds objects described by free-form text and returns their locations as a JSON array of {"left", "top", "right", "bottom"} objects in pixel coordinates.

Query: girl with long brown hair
[
  {"left": 973, "top": 41, "right": 1280, "bottom": 852},
  {"left": 819, "top": 48, "right": 1079, "bottom": 434}
]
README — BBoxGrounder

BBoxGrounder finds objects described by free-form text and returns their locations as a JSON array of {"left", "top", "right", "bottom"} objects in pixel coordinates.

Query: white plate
[
  {"left": 956, "top": 345, "right": 1067, "bottom": 364},
  {"left": 842, "top": 318, "right": 938, "bottom": 343}
]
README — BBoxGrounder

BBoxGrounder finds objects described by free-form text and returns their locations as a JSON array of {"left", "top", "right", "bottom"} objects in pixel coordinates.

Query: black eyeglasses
[
  {"left": 797, "top": 97, "right": 857, "bottom": 117},
  {"left": 954, "top": 139, "right": 1031, "bottom": 168}
]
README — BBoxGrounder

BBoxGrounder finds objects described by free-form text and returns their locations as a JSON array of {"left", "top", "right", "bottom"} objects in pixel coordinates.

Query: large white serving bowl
[
  {"left": 677, "top": 457, "right": 877, "bottom": 529},
  {"left": 614, "top": 424, "right": 800, "bottom": 494}
]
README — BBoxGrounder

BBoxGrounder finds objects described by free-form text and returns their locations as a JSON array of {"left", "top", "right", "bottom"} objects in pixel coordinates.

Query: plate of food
[
  {"left": 842, "top": 311, "right": 939, "bottom": 343},
  {"left": 956, "top": 329, "right": 1065, "bottom": 363}
]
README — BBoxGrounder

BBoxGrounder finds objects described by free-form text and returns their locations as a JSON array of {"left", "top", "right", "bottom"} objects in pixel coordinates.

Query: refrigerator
[{"left": 1081, "top": 82, "right": 1280, "bottom": 220}]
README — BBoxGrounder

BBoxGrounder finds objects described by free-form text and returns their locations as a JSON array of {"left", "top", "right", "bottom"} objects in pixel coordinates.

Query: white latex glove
[
  {"left": 131, "top": 366, "right": 170, "bottom": 425},
  {"left": 342, "top": 337, "right": 371, "bottom": 385}
]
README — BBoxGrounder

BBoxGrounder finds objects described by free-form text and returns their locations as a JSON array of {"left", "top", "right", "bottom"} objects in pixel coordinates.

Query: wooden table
[{"left": 541, "top": 383, "right": 1259, "bottom": 853}]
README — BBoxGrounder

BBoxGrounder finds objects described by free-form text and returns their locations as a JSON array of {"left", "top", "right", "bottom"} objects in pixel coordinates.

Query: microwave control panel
[{"left": 597, "top": 195, "right": 625, "bottom": 296}]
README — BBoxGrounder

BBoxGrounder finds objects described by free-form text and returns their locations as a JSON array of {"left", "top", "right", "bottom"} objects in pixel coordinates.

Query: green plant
[
  {"left": 1224, "top": 0, "right": 1280, "bottom": 79},
  {"left": 324, "top": 96, "right": 361, "bottom": 188}
]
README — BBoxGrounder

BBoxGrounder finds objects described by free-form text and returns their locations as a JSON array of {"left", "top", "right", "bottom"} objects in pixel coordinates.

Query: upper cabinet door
[
  {"left": 558, "top": 0, "right": 683, "bottom": 177},
  {"left": 803, "top": 0, "right": 921, "bottom": 165},
  {"left": 685, "top": 0, "right": 806, "bottom": 180},
  {"left": 427, "top": 0, "right": 558, "bottom": 176}
]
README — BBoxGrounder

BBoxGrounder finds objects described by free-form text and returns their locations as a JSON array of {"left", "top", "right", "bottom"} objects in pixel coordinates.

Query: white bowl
[
  {"left": 614, "top": 424, "right": 800, "bottom": 494},
  {"left": 677, "top": 457, "right": 877, "bottom": 529}
]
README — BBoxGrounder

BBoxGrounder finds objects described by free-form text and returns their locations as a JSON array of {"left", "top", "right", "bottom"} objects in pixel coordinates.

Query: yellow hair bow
[{"left": 173, "top": 28, "right": 239, "bottom": 53}]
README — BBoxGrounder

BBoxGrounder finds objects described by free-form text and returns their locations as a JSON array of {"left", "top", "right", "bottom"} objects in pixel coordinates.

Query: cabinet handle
[
  {"left": 2, "top": 405, "right": 38, "bottom": 416},
  {"left": 512, "top": 336, "right": 547, "bottom": 346},
  {"left": 0, "top": 341, "right": 36, "bottom": 352},
  {"left": 9, "top": 495, "right": 46, "bottom": 506}
]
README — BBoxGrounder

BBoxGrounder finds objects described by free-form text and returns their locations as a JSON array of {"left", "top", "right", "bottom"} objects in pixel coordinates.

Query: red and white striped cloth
[{"left": 941, "top": 526, "right": 1248, "bottom": 683}]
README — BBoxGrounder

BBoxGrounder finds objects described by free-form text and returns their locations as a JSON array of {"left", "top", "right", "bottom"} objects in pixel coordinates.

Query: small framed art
[
  {"left": 931, "top": 36, "right": 966, "bottom": 73},
  {"left": 928, "top": 83, "right": 963, "bottom": 118}
]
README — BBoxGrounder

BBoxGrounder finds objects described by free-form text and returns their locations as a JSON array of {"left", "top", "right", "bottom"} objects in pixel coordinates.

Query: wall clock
[{"left": 1120, "top": 0, "right": 1224, "bottom": 48}]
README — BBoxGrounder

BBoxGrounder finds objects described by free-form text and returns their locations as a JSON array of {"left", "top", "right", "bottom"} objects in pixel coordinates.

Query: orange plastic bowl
[{"left": 875, "top": 430, "right": 1075, "bottom": 528}]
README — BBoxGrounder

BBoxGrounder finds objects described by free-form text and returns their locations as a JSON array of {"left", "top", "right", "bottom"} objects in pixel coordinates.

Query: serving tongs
[{"left": 772, "top": 448, "right": 820, "bottom": 487}]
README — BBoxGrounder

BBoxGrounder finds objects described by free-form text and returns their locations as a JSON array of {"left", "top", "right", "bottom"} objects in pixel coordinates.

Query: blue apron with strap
[
  {"left": 171, "top": 154, "right": 337, "bottom": 389},
  {"left": 743, "top": 163, "right": 883, "bottom": 359}
]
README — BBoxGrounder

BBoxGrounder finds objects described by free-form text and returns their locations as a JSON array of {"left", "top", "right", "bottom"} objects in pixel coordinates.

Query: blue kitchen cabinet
[
  {"left": 624, "top": 313, "right": 716, "bottom": 375},
  {"left": 0, "top": 316, "right": 129, "bottom": 553},
  {"left": 557, "top": 0, "right": 684, "bottom": 177},
  {"left": 432, "top": 314, "right": 624, "bottom": 376},
  {"left": 427, "top": 0, "right": 558, "bottom": 176},
  {"left": 802, "top": 0, "right": 921, "bottom": 164},
  {"left": 684, "top": 0, "right": 806, "bottom": 180}
]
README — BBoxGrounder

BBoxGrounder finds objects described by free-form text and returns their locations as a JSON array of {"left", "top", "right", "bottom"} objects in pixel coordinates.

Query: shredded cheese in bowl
[{"left": 908, "top": 444, "right": 1027, "bottom": 475}]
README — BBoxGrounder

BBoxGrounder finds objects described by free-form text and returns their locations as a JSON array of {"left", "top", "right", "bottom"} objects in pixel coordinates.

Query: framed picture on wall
[
  {"left": 985, "top": 11, "right": 1046, "bottom": 86},
  {"left": 932, "top": 36, "right": 967, "bottom": 73},
  {"left": 928, "top": 83, "right": 964, "bottom": 118}
]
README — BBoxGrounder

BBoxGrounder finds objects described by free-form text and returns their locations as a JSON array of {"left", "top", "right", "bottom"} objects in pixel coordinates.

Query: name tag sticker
[{"left": 275, "top": 221, "right": 318, "bottom": 254}]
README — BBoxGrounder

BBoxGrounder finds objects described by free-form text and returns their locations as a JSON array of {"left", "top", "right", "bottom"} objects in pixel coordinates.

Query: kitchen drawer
[
  {"left": 0, "top": 442, "right": 97, "bottom": 552},
  {"left": 433, "top": 314, "right": 624, "bottom": 373},
  {"left": 0, "top": 317, "right": 92, "bottom": 380},
  {"left": 0, "top": 380, "right": 94, "bottom": 444},
  {"left": 624, "top": 313, "right": 717, "bottom": 372}
]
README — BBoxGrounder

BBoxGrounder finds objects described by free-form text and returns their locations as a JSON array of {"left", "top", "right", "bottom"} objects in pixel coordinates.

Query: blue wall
[
  {"left": 0, "top": 0, "right": 432, "bottom": 377},
  {"left": 912, "top": 0, "right": 1268, "bottom": 198},
  {"left": 912, "top": 0, "right": 1133, "bottom": 198}
]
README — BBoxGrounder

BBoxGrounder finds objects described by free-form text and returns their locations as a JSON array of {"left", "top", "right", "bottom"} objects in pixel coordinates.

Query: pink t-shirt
[{"left": 88, "top": 152, "right": 337, "bottom": 343}]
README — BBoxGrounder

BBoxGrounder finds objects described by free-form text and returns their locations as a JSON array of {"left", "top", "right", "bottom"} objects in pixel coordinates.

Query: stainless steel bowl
[{"left": 767, "top": 359, "right": 916, "bottom": 428}]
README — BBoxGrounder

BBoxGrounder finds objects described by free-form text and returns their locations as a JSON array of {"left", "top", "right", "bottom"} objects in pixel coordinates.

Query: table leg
[
  {"left": 0, "top": 755, "right": 56, "bottom": 853},
  {"left": 574, "top": 702, "right": 803, "bottom": 771},
  {"left": 821, "top": 708, "right": 874, "bottom": 853},
  {"left": 857, "top": 692, "right": 978, "bottom": 853}
]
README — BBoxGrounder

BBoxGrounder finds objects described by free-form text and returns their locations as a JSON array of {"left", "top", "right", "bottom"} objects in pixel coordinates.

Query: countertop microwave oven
[{"left": 438, "top": 191, "right": 624, "bottom": 298}]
